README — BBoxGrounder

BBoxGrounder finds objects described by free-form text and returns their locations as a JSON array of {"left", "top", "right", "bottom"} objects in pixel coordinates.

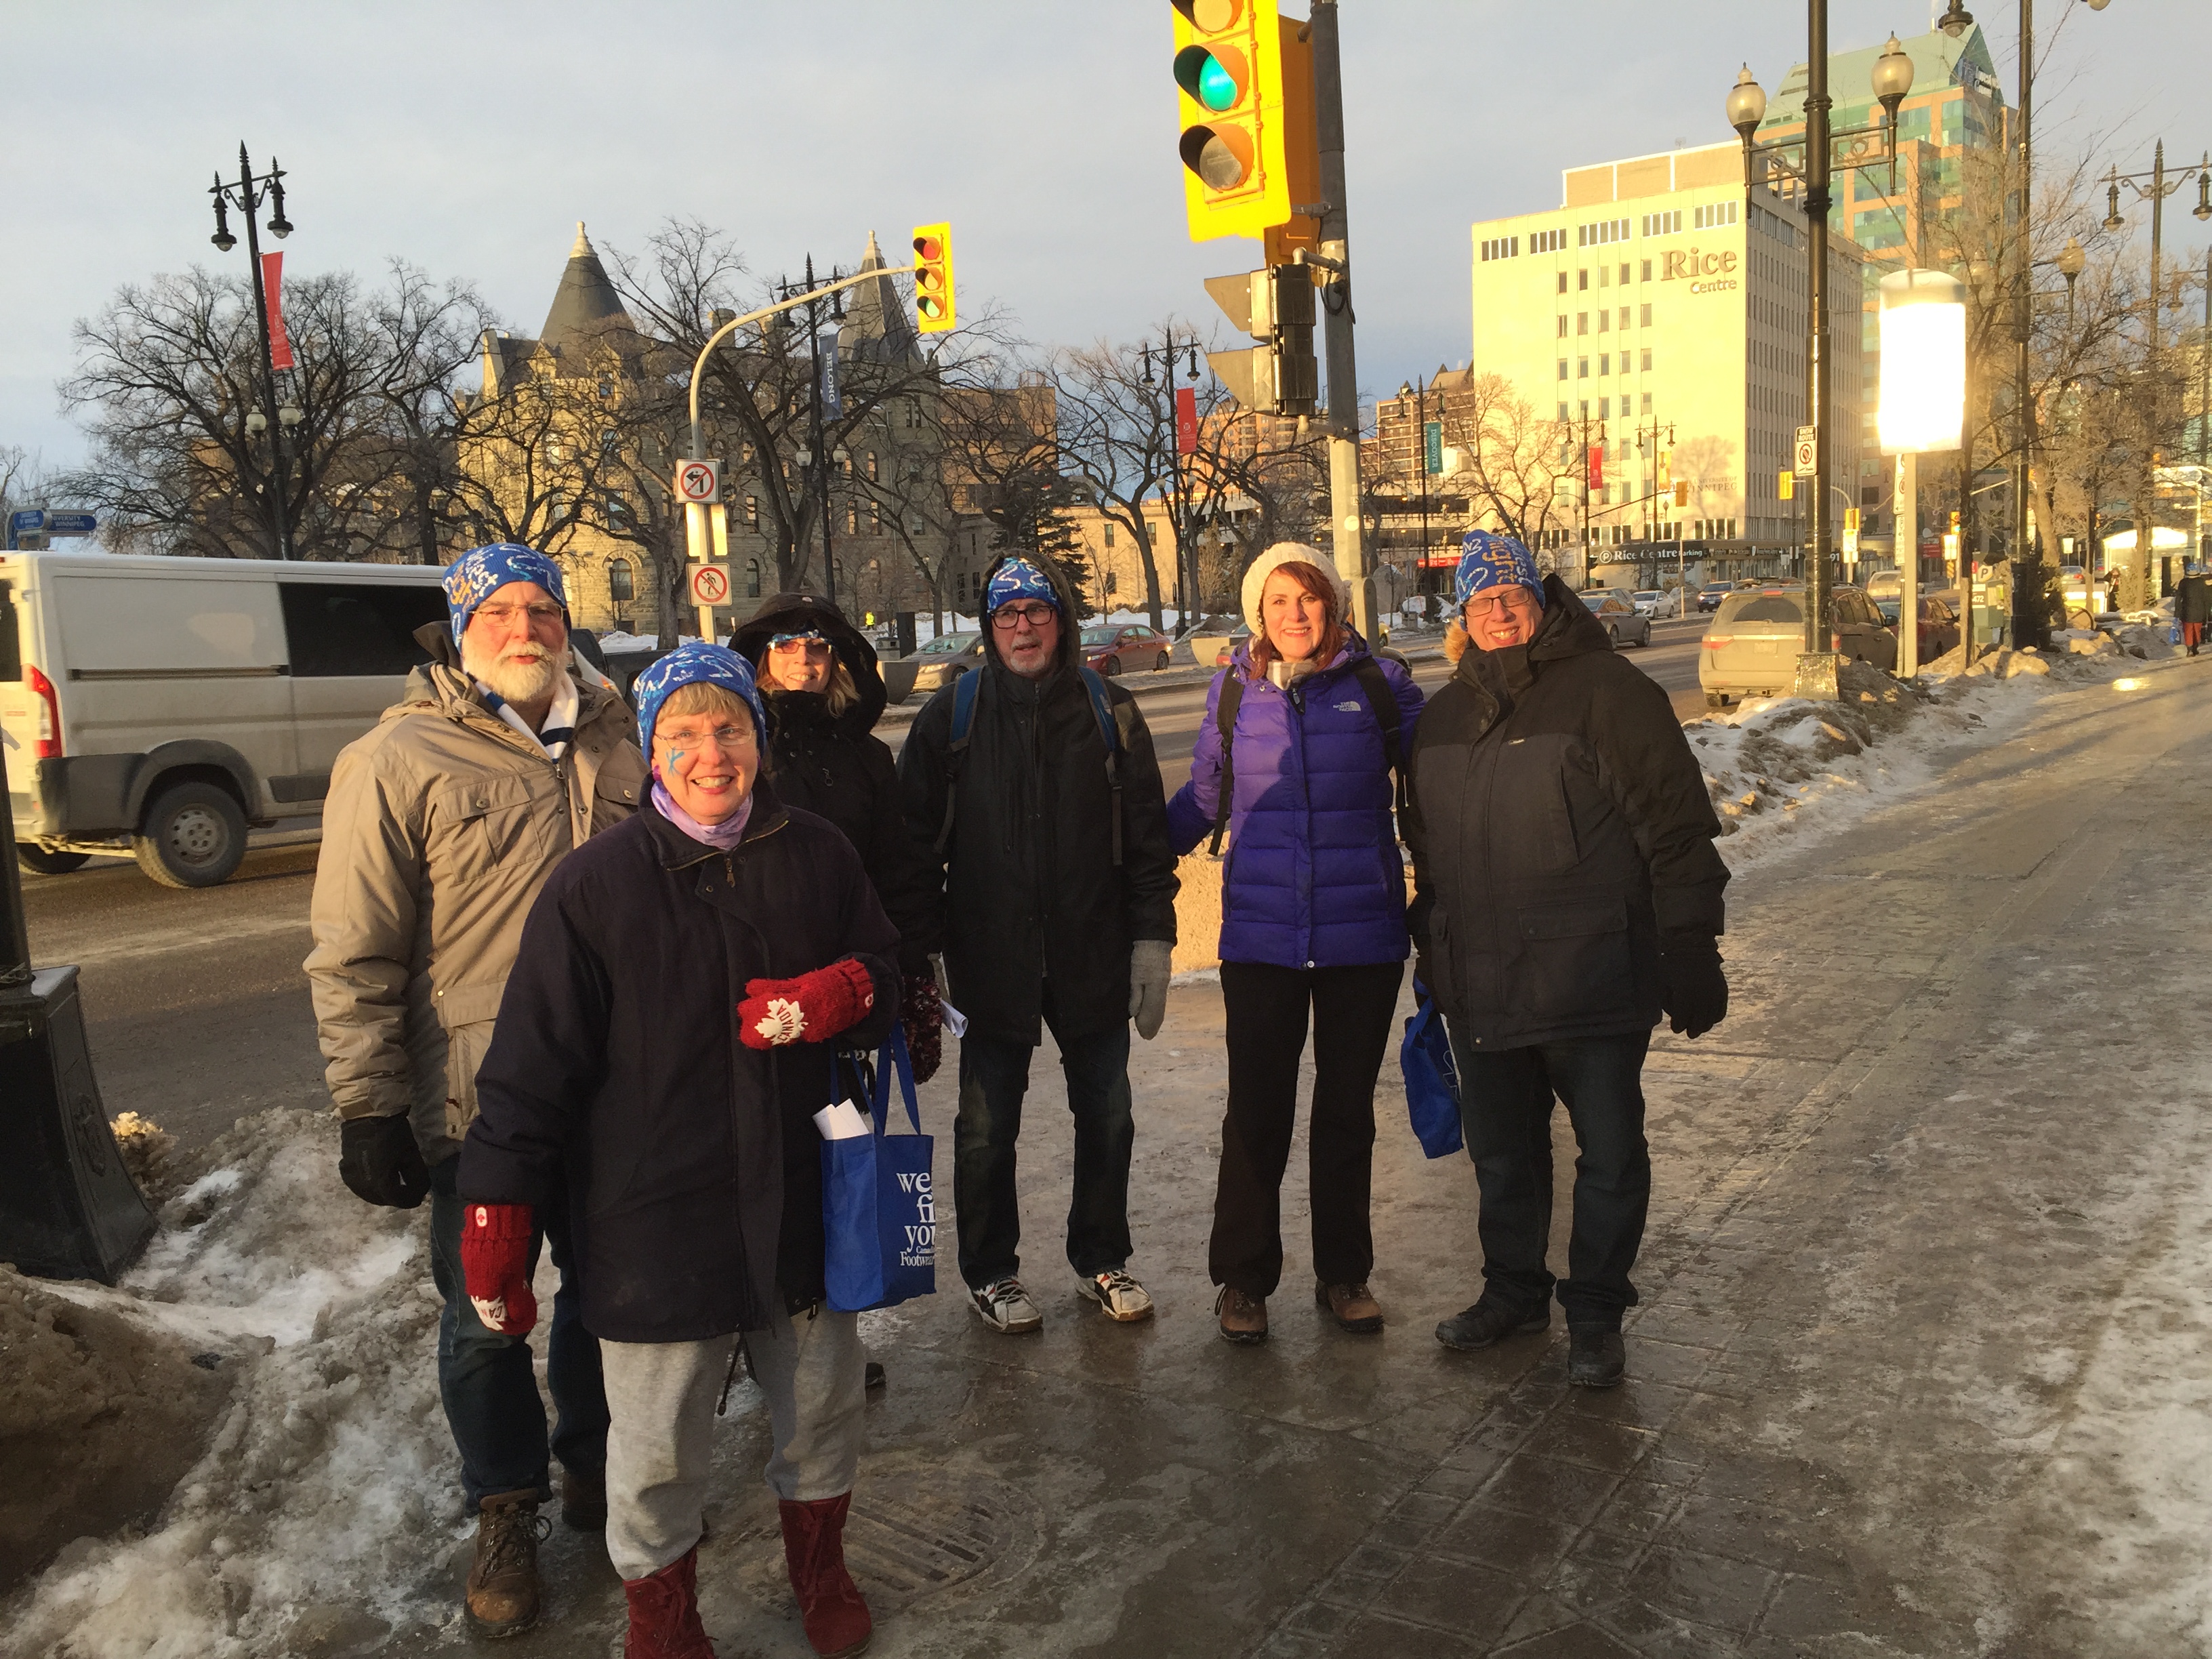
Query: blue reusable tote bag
[
  {"left": 1399, "top": 979, "right": 1465, "bottom": 1160},
  {"left": 821, "top": 1024, "right": 938, "bottom": 1313}
]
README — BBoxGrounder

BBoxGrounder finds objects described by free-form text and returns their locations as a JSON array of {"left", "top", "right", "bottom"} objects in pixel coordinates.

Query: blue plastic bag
[
  {"left": 821, "top": 1025, "right": 937, "bottom": 1313},
  {"left": 1399, "top": 980, "right": 1464, "bottom": 1160}
]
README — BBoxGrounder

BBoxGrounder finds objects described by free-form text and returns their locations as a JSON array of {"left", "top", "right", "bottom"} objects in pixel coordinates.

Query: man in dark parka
[{"left": 1403, "top": 531, "right": 1729, "bottom": 1388}]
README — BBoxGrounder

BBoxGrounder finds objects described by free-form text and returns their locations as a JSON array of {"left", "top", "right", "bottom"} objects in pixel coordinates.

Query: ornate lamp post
[{"left": 208, "top": 145, "right": 298, "bottom": 560}]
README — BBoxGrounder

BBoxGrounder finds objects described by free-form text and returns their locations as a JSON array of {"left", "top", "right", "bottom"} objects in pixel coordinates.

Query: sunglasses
[{"left": 769, "top": 631, "right": 827, "bottom": 649}]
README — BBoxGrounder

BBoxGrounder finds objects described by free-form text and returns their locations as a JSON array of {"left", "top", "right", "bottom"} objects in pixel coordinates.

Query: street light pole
[
  {"left": 2010, "top": 0, "right": 2042, "bottom": 651},
  {"left": 1309, "top": 0, "right": 1374, "bottom": 644},
  {"left": 209, "top": 144, "right": 296, "bottom": 561}
]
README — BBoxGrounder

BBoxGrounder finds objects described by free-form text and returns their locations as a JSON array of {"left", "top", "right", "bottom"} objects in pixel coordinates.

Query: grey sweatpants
[{"left": 600, "top": 1305, "right": 866, "bottom": 1582}]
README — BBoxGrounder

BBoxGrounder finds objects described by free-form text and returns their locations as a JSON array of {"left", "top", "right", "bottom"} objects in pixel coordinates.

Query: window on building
[
  {"left": 1598, "top": 264, "right": 1610, "bottom": 288},
  {"left": 1599, "top": 354, "right": 1610, "bottom": 375},
  {"left": 846, "top": 505, "right": 859, "bottom": 535},
  {"left": 1641, "top": 393, "right": 1652, "bottom": 414},
  {"left": 1558, "top": 360, "right": 1569, "bottom": 381},
  {"left": 1577, "top": 312, "right": 1589, "bottom": 335},
  {"left": 1557, "top": 314, "right": 1569, "bottom": 338},
  {"left": 1557, "top": 271, "right": 1569, "bottom": 294},
  {"left": 744, "top": 493, "right": 759, "bottom": 528},
  {"left": 1577, "top": 358, "right": 1589, "bottom": 379},
  {"left": 1618, "top": 263, "right": 1630, "bottom": 285},
  {"left": 605, "top": 490, "right": 630, "bottom": 526},
  {"left": 1641, "top": 348, "right": 1653, "bottom": 371},
  {"left": 745, "top": 558, "right": 762, "bottom": 598},
  {"left": 865, "top": 452, "right": 878, "bottom": 481},
  {"left": 1578, "top": 268, "right": 1589, "bottom": 291},
  {"left": 1599, "top": 398, "right": 1610, "bottom": 419},
  {"left": 1641, "top": 259, "right": 1652, "bottom": 282},
  {"left": 1597, "top": 310, "right": 1609, "bottom": 333},
  {"left": 1693, "top": 201, "right": 1739, "bottom": 230},
  {"left": 1618, "top": 307, "right": 1630, "bottom": 329},
  {"left": 871, "top": 501, "right": 884, "bottom": 535},
  {"left": 600, "top": 428, "right": 618, "bottom": 453},
  {"left": 596, "top": 377, "right": 613, "bottom": 400},
  {"left": 1641, "top": 303, "right": 1653, "bottom": 327},
  {"left": 1579, "top": 400, "right": 1590, "bottom": 419},
  {"left": 1103, "top": 520, "right": 1116, "bottom": 547},
  {"left": 1559, "top": 402, "right": 1570, "bottom": 421},
  {"left": 608, "top": 558, "right": 635, "bottom": 602}
]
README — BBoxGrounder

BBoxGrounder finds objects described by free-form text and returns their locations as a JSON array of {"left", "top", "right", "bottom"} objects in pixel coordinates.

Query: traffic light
[
  {"left": 1202, "top": 263, "right": 1317, "bottom": 415},
  {"left": 912, "top": 223, "right": 955, "bottom": 333},
  {"left": 1674, "top": 480, "right": 1690, "bottom": 508},
  {"left": 1777, "top": 470, "right": 1795, "bottom": 501},
  {"left": 1172, "top": 0, "right": 1318, "bottom": 244}
]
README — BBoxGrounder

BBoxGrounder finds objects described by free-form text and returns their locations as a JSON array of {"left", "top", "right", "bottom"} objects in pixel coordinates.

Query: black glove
[
  {"left": 1659, "top": 939, "right": 1728, "bottom": 1039},
  {"left": 339, "top": 1114, "right": 430, "bottom": 1209}
]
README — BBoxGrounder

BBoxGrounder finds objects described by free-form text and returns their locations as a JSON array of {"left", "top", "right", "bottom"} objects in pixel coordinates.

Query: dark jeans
[
  {"left": 1212, "top": 960, "right": 1404, "bottom": 1298},
  {"left": 1449, "top": 1028, "right": 1652, "bottom": 1330},
  {"left": 954, "top": 985, "right": 1135, "bottom": 1289},
  {"left": 428, "top": 1155, "right": 607, "bottom": 1507}
]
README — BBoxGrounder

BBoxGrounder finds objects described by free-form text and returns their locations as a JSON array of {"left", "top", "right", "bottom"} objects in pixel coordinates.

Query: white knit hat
[{"left": 1240, "top": 542, "right": 1351, "bottom": 636}]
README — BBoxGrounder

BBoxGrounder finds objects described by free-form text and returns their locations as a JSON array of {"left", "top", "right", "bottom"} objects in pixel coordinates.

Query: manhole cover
[{"left": 724, "top": 1469, "right": 1041, "bottom": 1617}]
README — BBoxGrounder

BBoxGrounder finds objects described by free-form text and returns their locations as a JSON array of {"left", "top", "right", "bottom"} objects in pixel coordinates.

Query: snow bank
[{"left": 1, "top": 1111, "right": 462, "bottom": 1659}]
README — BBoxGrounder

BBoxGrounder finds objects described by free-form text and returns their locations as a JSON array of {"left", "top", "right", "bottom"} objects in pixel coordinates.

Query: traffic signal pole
[{"left": 1307, "top": 1, "right": 1375, "bottom": 643}]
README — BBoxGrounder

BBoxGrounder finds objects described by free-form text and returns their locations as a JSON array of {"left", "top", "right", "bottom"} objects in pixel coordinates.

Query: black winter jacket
[
  {"left": 732, "top": 591, "right": 941, "bottom": 975},
  {"left": 457, "top": 785, "right": 899, "bottom": 1342},
  {"left": 897, "top": 556, "right": 1179, "bottom": 1047},
  {"left": 2176, "top": 574, "right": 2212, "bottom": 626},
  {"left": 1403, "top": 578, "right": 1728, "bottom": 1052}
]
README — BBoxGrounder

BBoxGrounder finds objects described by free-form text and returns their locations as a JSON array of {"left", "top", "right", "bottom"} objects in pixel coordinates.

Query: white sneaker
[
  {"left": 1077, "top": 1269, "right": 1155, "bottom": 1323},
  {"left": 970, "top": 1277, "right": 1042, "bottom": 1334}
]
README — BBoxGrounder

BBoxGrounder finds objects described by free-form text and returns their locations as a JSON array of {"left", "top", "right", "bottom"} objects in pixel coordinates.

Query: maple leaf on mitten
[{"left": 738, "top": 960, "right": 876, "bottom": 1050}]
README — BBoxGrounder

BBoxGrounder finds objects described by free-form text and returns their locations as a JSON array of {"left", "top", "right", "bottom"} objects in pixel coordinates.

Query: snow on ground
[{"left": 1, "top": 1111, "right": 465, "bottom": 1659}]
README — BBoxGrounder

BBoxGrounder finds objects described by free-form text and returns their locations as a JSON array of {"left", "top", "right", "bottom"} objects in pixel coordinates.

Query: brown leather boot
[
  {"left": 621, "top": 1545, "right": 716, "bottom": 1658},
  {"left": 1316, "top": 1280, "right": 1385, "bottom": 1334},
  {"left": 1215, "top": 1286, "right": 1268, "bottom": 1345},
  {"left": 560, "top": 1465, "right": 607, "bottom": 1531},
  {"left": 777, "top": 1493, "right": 873, "bottom": 1657},
  {"left": 465, "top": 1490, "right": 548, "bottom": 1636}
]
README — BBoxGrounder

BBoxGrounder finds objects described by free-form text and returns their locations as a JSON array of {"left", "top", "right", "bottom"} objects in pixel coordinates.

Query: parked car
[
  {"left": 2, "top": 550, "right": 449, "bottom": 886},
  {"left": 1081, "top": 621, "right": 1172, "bottom": 676},
  {"left": 1698, "top": 583, "right": 1896, "bottom": 705},
  {"left": 882, "top": 630, "right": 985, "bottom": 703},
  {"left": 1631, "top": 590, "right": 1666, "bottom": 619},
  {"left": 1912, "top": 594, "right": 1961, "bottom": 658},
  {"left": 1212, "top": 628, "right": 1252, "bottom": 668},
  {"left": 1582, "top": 589, "right": 1652, "bottom": 648}
]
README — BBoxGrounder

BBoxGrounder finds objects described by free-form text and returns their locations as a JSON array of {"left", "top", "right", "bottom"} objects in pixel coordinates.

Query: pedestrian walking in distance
[
  {"left": 1404, "top": 532, "right": 1730, "bottom": 1389},
  {"left": 460, "top": 643, "right": 899, "bottom": 1659},
  {"left": 1165, "top": 544, "right": 1425, "bottom": 1345},
  {"left": 2175, "top": 563, "right": 2211, "bottom": 657},
  {"left": 733, "top": 592, "right": 945, "bottom": 1080},
  {"left": 898, "top": 554, "right": 1179, "bottom": 1334},
  {"left": 304, "top": 544, "right": 647, "bottom": 1635}
]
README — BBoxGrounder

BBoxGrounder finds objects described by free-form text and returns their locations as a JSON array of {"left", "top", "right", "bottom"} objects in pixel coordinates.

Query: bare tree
[{"left": 1428, "top": 373, "right": 1571, "bottom": 546}]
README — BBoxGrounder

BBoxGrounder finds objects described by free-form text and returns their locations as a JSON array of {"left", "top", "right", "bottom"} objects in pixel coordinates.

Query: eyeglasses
[
  {"left": 472, "top": 602, "right": 565, "bottom": 627},
  {"left": 653, "top": 724, "right": 757, "bottom": 752},
  {"left": 769, "top": 633, "right": 830, "bottom": 653},
  {"left": 991, "top": 602, "right": 1058, "bottom": 630},
  {"left": 1463, "top": 589, "right": 1537, "bottom": 620}
]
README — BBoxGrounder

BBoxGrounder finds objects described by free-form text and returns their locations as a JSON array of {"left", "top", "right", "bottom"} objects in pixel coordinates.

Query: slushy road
[{"left": 18, "top": 616, "right": 1709, "bottom": 1153}]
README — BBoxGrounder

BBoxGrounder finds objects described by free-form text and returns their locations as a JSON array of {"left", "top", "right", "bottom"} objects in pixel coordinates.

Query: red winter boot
[
  {"left": 777, "top": 1494, "right": 872, "bottom": 1657},
  {"left": 621, "top": 1545, "right": 716, "bottom": 1658}
]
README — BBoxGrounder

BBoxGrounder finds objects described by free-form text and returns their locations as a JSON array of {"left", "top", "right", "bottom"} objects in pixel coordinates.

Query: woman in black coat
[
  {"left": 733, "top": 591, "right": 945, "bottom": 1079},
  {"left": 459, "top": 644, "right": 896, "bottom": 1659}
]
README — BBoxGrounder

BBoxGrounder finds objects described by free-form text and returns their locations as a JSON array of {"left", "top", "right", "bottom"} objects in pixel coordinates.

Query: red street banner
[
  {"left": 262, "top": 251, "right": 295, "bottom": 371},
  {"left": 1586, "top": 443, "right": 1604, "bottom": 491},
  {"left": 1175, "top": 386, "right": 1198, "bottom": 456}
]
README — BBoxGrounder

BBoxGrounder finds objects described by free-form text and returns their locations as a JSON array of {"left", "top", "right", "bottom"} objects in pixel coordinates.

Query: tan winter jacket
[{"left": 305, "top": 640, "right": 648, "bottom": 1164}]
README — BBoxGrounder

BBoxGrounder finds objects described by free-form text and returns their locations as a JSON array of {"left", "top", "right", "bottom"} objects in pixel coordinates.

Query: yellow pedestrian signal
[
  {"left": 1172, "top": 0, "right": 1316, "bottom": 243},
  {"left": 1777, "top": 470, "right": 1794, "bottom": 501},
  {"left": 912, "top": 223, "right": 955, "bottom": 333}
]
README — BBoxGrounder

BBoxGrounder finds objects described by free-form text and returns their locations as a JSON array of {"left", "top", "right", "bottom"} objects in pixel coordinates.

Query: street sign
[
  {"left": 9, "top": 510, "right": 45, "bottom": 533},
  {"left": 1842, "top": 528, "right": 1860, "bottom": 561},
  {"left": 47, "top": 512, "right": 96, "bottom": 537},
  {"left": 689, "top": 563, "right": 731, "bottom": 607},
  {"left": 1423, "top": 421, "right": 1442, "bottom": 477},
  {"left": 1793, "top": 426, "right": 1817, "bottom": 478},
  {"left": 675, "top": 459, "right": 722, "bottom": 505}
]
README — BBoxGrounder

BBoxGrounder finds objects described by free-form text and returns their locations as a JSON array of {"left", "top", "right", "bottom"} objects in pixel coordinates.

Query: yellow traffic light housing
[
  {"left": 912, "top": 223, "right": 955, "bottom": 333},
  {"left": 1674, "top": 481, "right": 1690, "bottom": 508},
  {"left": 1777, "top": 470, "right": 1794, "bottom": 501},
  {"left": 1172, "top": 0, "right": 1317, "bottom": 244}
]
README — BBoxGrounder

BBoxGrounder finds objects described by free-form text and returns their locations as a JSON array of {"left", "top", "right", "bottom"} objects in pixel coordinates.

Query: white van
[{"left": 1, "top": 551, "right": 448, "bottom": 887}]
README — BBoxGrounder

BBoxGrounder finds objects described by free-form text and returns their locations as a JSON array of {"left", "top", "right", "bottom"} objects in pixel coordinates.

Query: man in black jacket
[
  {"left": 1404, "top": 531, "right": 1729, "bottom": 1388},
  {"left": 899, "top": 554, "right": 1179, "bottom": 1334}
]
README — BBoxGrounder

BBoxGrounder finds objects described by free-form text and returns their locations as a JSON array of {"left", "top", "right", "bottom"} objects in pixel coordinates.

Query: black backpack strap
[
  {"left": 933, "top": 668, "right": 983, "bottom": 858},
  {"left": 1076, "top": 665, "right": 1124, "bottom": 868},
  {"left": 1206, "top": 673, "right": 1246, "bottom": 857},
  {"left": 1349, "top": 657, "right": 1408, "bottom": 821}
]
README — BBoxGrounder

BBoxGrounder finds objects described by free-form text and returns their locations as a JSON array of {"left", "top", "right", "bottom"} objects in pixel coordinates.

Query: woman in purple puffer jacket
[{"left": 1166, "top": 543, "right": 1425, "bottom": 1347}]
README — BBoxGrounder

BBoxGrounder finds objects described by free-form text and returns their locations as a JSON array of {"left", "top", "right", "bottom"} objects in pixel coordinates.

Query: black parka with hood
[
  {"left": 897, "top": 556, "right": 1179, "bottom": 1047},
  {"left": 1401, "top": 577, "right": 1728, "bottom": 1053},
  {"left": 731, "top": 591, "right": 940, "bottom": 976}
]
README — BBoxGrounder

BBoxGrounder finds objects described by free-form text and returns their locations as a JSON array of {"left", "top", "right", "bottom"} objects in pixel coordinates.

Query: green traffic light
[{"left": 1174, "top": 44, "right": 1244, "bottom": 113}]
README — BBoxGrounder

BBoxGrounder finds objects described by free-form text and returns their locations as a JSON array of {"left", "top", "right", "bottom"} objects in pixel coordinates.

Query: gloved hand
[
  {"left": 900, "top": 968, "right": 943, "bottom": 1084},
  {"left": 459, "top": 1201, "right": 537, "bottom": 1336},
  {"left": 740, "top": 958, "right": 876, "bottom": 1049},
  {"left": 1660, "top": 939, "right": 1728, "bottom": 1039},
  {"left": 337, "top": 1114, "right": 430, "bottom": 1210},
  {"left": 1128, "top": 939, "right": 1173, "bottom": 1041}
]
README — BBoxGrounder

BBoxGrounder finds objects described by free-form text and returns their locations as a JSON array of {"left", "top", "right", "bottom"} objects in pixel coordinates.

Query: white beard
[{"left": 462, "top": 638, "right": 565, "bottom": 705}]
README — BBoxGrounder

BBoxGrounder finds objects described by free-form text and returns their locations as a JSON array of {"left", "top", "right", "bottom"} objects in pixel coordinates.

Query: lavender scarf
[{"left": 652, "top": 776, "right": 753, "bottom": 851}]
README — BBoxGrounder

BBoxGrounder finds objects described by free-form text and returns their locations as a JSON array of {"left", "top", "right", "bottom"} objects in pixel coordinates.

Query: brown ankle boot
[
  {"left": 777, "top": 1494, "right": 872, "bottom": 1656},
  {"left": 465, "top": 1490, "right": 548, "bottom": 1636},
  {"left": 621, "top": 1545, "right": 716, "bottom": 1658},
  {"left": 1216, "top": 1286, "right": 1268, "bottom": 1345},
  {"left": 1316, "top": 1279, "right": 1384, "bottom": 1334}
]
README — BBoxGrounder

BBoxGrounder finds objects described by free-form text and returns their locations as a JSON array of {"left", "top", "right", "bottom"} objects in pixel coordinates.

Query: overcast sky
[{"left": 5, "top": 0, "right": 2207, "bottom": 478}]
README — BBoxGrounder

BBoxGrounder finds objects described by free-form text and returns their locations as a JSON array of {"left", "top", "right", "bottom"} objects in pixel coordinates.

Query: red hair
[{"left": 1249, "top": 558, "right": 1346, "bottom": 672}]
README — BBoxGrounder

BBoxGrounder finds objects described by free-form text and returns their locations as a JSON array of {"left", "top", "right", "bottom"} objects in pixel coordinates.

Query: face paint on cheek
[{"left": 669, "top": 752, "right": 686, "bottom": 770}]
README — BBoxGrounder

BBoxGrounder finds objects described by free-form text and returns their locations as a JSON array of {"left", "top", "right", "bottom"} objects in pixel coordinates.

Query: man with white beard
[{"left": 305, "top": 543, "right": 647, "bottom": 1637}]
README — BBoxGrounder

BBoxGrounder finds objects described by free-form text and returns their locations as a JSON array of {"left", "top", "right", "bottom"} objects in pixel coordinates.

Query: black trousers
[
  {"left": 1448, "top": 1029, "right": 1652, "bottom": 1330},
  {"left": 1212, "top": 960, "right": 1405, "bottom": 1299}
]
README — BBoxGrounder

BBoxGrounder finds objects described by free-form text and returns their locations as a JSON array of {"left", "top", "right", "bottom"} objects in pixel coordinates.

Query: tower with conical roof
[
  {"left": 837, "top": 230, "right": 923, "bottom": 367},
  {"left": 539, "top": 222, "right": 634, "bottom": 359}
]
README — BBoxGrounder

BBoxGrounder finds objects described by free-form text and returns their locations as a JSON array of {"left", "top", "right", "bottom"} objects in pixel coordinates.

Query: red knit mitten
[
  {"left": 900, "top": 970, "right": 943, "bottom": 1084},
  {"left": 739, "top": 959, "right": 876, "bottom": 1049},
  {"left": 459, "top": 1202, "right": 537, "bottom": 1335}
]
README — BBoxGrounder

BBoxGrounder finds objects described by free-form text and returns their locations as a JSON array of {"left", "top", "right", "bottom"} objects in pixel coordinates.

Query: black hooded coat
[
  {"left": 897, "top": 556, "right": 1179, "bottom": 1047},
  {"left": 731, "top": 591, "right": 941, "bottom": 977},
  {"left": 1402, "top": 577, "right": 1729, "bottom": 1053}
]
